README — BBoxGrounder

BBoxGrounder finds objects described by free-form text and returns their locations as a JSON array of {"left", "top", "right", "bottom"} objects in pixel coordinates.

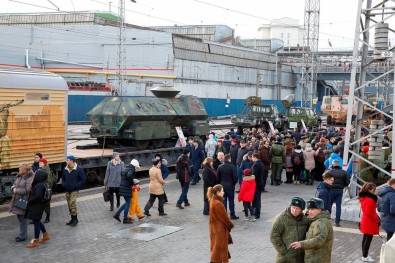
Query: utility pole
[
  {"left": 343, "top": 0, "right": 395, "bottom": 198},
  {"left": 300, "top": 0, "right": 320, "bottom": 108},
  {"left": 116, "top": 0, "right": 126, "bottom": 96}
]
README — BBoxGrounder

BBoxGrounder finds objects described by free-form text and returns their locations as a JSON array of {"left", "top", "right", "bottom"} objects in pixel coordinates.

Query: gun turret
[{"left": 282, "top": 94, "right": 295, "bottom": 108}]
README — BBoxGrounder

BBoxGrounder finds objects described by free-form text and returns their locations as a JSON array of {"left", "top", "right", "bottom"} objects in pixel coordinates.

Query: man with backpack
[{"left": 175, "top": 149, "right": 193, "bottom": 209}]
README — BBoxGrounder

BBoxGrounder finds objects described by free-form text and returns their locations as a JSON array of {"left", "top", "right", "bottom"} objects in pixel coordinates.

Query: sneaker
[
  {"left": 249, "top": 216, "right": 256, "bottom": 222},
  {"left": 159, "top": 212, "right": 168, "bottom": 216},
  {"left": 138, "top": 215, "right": 146, "bottom": 220},
  {"left": 184, "top": 203, "right": 191, "bottom": 207},
  {"left": 243, "top": 217, "right": 250, "bottom": 221},
  {"left": 335, "top": 222, "right": 341, "bottom": 227},
  {"left": 361, "top": 256, "right": 374, "bottom": 262},
  {"left": 113, "top": 214, "right": 121, "bottom": 222}
]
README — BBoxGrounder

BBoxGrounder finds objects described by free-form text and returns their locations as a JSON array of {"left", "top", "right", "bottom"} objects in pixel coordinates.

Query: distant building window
[{"left": 26, "top": 93, "right": 50, "bottom": 101}]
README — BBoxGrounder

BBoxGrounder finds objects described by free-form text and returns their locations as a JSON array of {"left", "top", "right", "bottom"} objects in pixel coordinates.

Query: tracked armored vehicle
[
  {"left": 231, "top": 96, "right": 286, "bottom": 133},
  {"left": 88, "top": 87, "right": 209, "bottom": 149}
]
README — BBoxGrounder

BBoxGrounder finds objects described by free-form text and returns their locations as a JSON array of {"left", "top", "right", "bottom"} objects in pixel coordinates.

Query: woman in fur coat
[{"left": 208, "top": 184, "right": 234, "bottom": 263}]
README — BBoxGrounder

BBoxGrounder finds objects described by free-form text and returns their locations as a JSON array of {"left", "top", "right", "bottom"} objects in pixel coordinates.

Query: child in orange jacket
[{"left": 128, "top": 179, "right": 145, "bottom": 220}]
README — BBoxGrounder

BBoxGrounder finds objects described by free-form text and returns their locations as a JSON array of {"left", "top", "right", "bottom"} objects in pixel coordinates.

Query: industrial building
[{"left": 0, "top": 12, "right": 296, "bottom": 122}]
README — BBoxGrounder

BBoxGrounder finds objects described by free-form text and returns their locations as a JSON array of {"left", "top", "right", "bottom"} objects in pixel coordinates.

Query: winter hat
[
  {"left": 39, "top": 158, "right": 48, "bottom": 164},
  {"left": 243, "top": 169, "right": 251, "bottom": 176},
  {"left": 361, "top": 146, "right": 369, "bottom": 153},
  {"left": 66, "top": 155, "right": 76, "bottom": 162},
  {"left": 290, "top": 197, "right": 306, "bottom": 209},
  {"left": 133, "top": 179, "right": 140, "bottom": 185},
  {"left": 295, "top": 145, "right": 302, "bottom": 153},
  {"left": 112, "top": 152, "right": 120, "bottom": 158},
  {"left": 130, "top": 159, "right": 140, "bottom": 167},
  {"left": 161, "top": 159, "right": 168, "bottom": 166},
  {"left": 231, "top": 139, "right": 238, "bottom": 143}
]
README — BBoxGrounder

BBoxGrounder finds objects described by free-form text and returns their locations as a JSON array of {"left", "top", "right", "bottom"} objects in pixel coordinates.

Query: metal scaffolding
[
  {"left": 300, "top": 0, "right": 320, "bottom": 108},
  {"left": 116, "top": 0, "right": 127, "bottom": 96},
  {"left": 343, "top": 0, "right": 395, "bottom": 197}
]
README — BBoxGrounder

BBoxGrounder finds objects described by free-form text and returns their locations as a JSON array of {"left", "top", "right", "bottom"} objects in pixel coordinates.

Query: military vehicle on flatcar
[
  {"left": 231, "top": 96, "right": 286, "bottom": 133},
  {"left": 87, "top": 86, "right": 210, "bottom": 149},
  {"left": 282, "top": 94, "right": 321, "bottom": 129}
]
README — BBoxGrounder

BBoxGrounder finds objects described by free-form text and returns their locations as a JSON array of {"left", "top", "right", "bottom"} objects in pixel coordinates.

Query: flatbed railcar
[{"left": 0, "top": 67, "right": 184, "bottom": 200}]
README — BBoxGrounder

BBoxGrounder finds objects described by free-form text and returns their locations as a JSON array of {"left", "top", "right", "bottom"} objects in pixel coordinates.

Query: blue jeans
[
  {"left": 17, "top": 214, "right": 27, "bottom": 239},
  {"left": 330, "top": 188, "right": 343, "bottom": 223},
  {"left": 177, "top": 181, "right": 190, "bottom": 205},
  {"left": 33, "top": 219, "right": 46, "bottom": 239},
  {"left": 116, "top": 196, "right": 131, "bottom": 219},
  {"left": 223, "top": 188, "right": 236, "bottom": 216}
]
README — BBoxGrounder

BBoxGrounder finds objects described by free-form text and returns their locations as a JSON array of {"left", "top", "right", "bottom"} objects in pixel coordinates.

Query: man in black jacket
[
  {"left": 175, "top": 149, "right": 193, "bottom": 209},
  {"left": 236, "top": 139, "right": 250, "bottom": 190},
  {"left": 251, "top": 153, "right": 264, "bottom": 219},
  {"left": 217, "top": 154, "right": 239, "bottom": 219},
  {"left": 62, "top": 155, "right": 86, "bottom": 227},
  {"left": 328, "top": 159, "right": 350, "bottom": 227},
  {"left": 213, "top": 151, "right": 225, "bottom": 171}
]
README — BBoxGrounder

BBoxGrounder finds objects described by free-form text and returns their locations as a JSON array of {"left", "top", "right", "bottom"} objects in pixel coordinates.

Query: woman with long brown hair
[
  {"left": 207, "top": 184, "right": 234, "bottom": 263},
  {"left": 202, "top": 157, "right": 217, "bottom": 215},
  {"left": 358, "top": 182, "right": 380, "bottom": 262},
  {"left": 9, "top": 163, "right": 34, "bottom": 242}
]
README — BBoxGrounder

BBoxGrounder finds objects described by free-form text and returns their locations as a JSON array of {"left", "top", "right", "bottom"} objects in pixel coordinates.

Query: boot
[
  {"left": 270, "top": 179, "right": 274, "bottom": 186},
  {"left": 69, "top": 215, "right": 78, "bottom": 227},
  {"left": 109, "top": 194, "right": 114, "bottom": 211},
  {"left": 38, "top": 232, "right": 51, "bottom": 243},
  {"left": 123, "top": 218, "right": 133, "bottom": 224},
  {"left": 66, "top": 216, "right": 73, "bottom": 225},
  {"left": 113, "top": 212, "right": 121, "bottom": 222},
  {"left": 43, "top": 214, "right": 50, "bottom": 224},
  {"left": 26, "top": 239, "right": 40, "bottom": 248}
]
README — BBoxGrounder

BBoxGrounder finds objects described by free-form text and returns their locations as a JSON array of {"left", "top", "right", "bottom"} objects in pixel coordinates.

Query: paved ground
[{"left": 0, "top": 175, "right": 385, "bottom": 263}]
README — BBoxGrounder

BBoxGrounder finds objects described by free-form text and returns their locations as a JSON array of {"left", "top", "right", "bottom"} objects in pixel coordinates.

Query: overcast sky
[{"left": 3, "top": 0, "right": 361, "bottom": 49}]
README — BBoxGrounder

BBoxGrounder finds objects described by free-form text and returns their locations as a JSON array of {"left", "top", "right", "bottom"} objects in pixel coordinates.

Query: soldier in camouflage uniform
[
  {"left": 291, "top": 198, "right": 334, "bottom": 263},
  {"left": 269, "top": 137, "right": 285, "bottom": 185},
  {"left": 270, "top": 197, "right": 309, "bottom": 263}
]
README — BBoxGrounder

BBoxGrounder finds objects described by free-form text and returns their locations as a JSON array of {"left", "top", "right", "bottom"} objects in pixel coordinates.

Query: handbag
[
  {"left": 103, "top": 188, "right": 110, "bottom": 202},
  {"left": 14, "top": 178, "right": 29, "bottom": 210},
  {"left": 15, "top": 198, "right": 28, "bottom": 210}
]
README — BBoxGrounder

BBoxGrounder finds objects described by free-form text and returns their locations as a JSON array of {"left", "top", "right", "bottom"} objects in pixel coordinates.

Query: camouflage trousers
[
  {"left": 65, "top": 191, "right": 79, "bottom": 216},
  {"left": 271, "top": 163, "right": 283, "bottom": 181}
]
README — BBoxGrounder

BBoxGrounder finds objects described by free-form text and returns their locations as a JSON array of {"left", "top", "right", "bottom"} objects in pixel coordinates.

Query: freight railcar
[{"left": 0, "top": 67, "right": 68, "bottom": 199}]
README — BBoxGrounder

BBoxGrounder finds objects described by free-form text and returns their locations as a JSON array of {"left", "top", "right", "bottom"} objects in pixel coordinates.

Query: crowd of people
[{"left": 7, "top": 125, "right": 395, "bottom": 262}]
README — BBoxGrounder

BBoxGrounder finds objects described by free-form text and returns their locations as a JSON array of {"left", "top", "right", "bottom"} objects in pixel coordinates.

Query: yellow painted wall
[{"left": 0, "top": 88, "right": 66, "bottom": 170}]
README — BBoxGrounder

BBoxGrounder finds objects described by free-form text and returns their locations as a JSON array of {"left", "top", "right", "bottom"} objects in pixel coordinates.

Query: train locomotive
[{"left": 87, "top": 86, "right": 210, "bottom": 149}]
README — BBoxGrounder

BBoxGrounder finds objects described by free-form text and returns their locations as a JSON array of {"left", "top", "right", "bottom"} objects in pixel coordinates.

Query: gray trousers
[{"left": 17, "top": 214, "right": 27, "bottom": 239}]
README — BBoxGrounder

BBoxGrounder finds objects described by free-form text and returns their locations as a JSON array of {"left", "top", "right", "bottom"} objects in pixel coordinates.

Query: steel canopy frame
[
  {"left": 301, "top": 0, "right": 320, "bottom": 108},
  {"left": 344, "top": 0, "right": 395, "bottom": 197}
]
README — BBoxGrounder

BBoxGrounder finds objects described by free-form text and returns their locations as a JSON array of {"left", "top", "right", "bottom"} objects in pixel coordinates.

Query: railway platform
[{"left": 0, "top": 175, "right": 385, "bottom": 263}]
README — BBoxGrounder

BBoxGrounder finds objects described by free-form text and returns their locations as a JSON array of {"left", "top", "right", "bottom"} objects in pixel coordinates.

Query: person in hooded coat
[
  {"left": 113, "top": 159, "right": 139, "bottom": 224},
  {"left": 25, "top": 170, "right": 51, "bottom": 248},
  {"left": 303, "top": 143, "right": 317, "bottom": 185},
  {"left": 358, "top": 182, "right": 380, "bottom": 262},
  {"left": 104, "top": 152, "right": 124, "bottom": 211}
]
